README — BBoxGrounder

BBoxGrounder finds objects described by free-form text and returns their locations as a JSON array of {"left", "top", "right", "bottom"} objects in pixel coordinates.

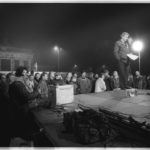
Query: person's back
[
  {"left": 9, "top": 66, "right": 40, "bottom": 140},
  {"left": 9, "top": 80, "right": 39, "bottom": 107},
  {"left": 9, "top": 80, "right": 40, "bottom": 140}
]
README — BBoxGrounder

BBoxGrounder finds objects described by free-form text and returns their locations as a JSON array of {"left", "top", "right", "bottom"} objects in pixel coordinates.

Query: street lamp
[
  {"left": 132, "top": 40, "right": 144, "bottom": 73},
  {"left": 53, "top": 46, "right": 60, "bottom": 72}
]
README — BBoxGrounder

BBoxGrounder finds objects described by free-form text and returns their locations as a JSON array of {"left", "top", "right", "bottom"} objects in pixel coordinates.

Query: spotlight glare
[
  {"left": 53, "top": 46, "right": 59, "bottom": 52},
  {"left": 132, "top": 40, "right": 143, "bottom": 52}
]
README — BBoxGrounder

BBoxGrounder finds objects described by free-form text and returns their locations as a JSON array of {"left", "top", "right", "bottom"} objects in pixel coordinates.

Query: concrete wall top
[{"left": 0, "top": 51, "right": 33, "bottom": 59}]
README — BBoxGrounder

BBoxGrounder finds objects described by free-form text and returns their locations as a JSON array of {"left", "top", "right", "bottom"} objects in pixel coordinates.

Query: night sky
[{"left": 0, "top": 3, "right": 150, "bottom": 74}]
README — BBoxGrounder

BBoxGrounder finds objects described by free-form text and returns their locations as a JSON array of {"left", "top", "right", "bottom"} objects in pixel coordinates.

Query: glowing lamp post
[
  {"left": 53, "top": 46, "right": 60, "bottom": 72},
  {"left": 132, "top": 40, "right": 144, "bottom": 73}
]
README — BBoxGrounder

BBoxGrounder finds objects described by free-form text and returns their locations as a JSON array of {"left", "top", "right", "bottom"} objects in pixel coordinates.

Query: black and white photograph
[{"left": 0, "top": 1, "right": 150, "bottom": 148}]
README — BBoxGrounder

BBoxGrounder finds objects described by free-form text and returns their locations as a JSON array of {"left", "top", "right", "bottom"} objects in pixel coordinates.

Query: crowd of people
[
  {"left": 0, "top": 65, "right": 150, "bottom": 146},
  {"left": 1, "top": 66, "right": 150, "bottom": 110},
  {"left": 1, "top": 67, "right": 150, "bottom": 98}
]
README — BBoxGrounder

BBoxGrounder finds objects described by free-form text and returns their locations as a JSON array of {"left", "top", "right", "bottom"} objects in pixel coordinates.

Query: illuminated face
[
  {"left": 22, "top": 69, "right": 27, "bottom": 76},
  {"left": 104, "top": 71, "right": 109, "bottom": 77},
  {"left": 56, "top": 74, "right": 61, "bottom": 80},
  {"left": 67, "top": 72, "right": 72, "bottom": 78},
  {"left": 1, "top": 74, "right": 6, "bottom": 81},
  {"left": 72, "top": 78, "right": 77, "bottom": 82},
  {"left": 73, "top": 73, "right": 77, "bottom": 78},
  {"left": 113, "top": 71, "right": 118, "bottom": 77},
  {"left": 35, "top": 73, "right": 40, "bottom": 80},
  {"left": 135, "top": 71, "right": 140, "bottom": 76},
  {"left": 81, "top": 72, "right": 86, "bottom": 78},
  {"left": 95, "top": 74, "right": 99, "bottom": 79},
  {"left": 50, "top": 72, "right": 55, "bottom": 78},
  {"left": 122, "top": 34, "right": 129, "bottom": 42}
]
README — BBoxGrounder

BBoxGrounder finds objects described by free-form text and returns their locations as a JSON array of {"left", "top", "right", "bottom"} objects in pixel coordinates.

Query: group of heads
[
  {"left": 0, "top": 72, "right": 15, "bottom": 84},
  {"left": 15, "top": 66, "right": 48, "bottom": 82},
  {"left": 8, "top": 66, "right": 120, "bottom": 82}
]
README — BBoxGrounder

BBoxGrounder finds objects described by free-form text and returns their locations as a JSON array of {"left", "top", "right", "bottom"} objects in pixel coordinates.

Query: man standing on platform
[{"left": 114, "top": 32, "right": 132, "bottom": 89}]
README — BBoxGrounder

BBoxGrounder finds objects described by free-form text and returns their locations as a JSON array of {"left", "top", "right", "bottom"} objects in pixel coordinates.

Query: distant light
[
  {"left": 132, "top": 40, "right": 144, "bottom": 52},
  {"left": 53, "top": 46, "right": 59, "bottom": 52},
  {"left": 74, "top": 64, "right": 77, "bottom": 68}
]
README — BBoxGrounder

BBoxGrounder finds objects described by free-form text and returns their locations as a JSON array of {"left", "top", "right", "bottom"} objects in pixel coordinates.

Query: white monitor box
[{"left": 49, "top": 85, "right": 74, "bottom": 106}]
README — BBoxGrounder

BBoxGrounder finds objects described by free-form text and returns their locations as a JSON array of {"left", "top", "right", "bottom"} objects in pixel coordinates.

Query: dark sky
[{"left": 0, "top": 3, "right": 150, "bottom": 73}]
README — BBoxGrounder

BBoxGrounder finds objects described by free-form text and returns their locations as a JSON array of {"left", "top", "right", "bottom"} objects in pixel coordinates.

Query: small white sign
[{"left": 56, "top": 85, "right": 74, "bottom": 105}]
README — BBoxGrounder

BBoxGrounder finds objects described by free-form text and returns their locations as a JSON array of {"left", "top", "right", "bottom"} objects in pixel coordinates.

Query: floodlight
[{"left": 132, "top": 40, "right": 143, "bottom": 52}]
